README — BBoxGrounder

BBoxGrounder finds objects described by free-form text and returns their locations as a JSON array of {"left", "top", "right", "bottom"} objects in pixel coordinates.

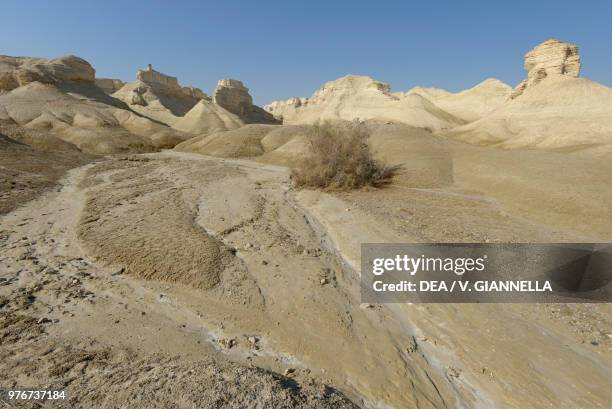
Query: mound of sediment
[
  {"left": 446, "top": 77, "right": 612, "bottom": 151},
  {"left": 445, "top": 40, "right": 612, "bottom": 152},
  {"left": 77, "top": 158, "right": 259, "bottom": 295},
  {"left": 172, "top": 99, "right": 244, "bottom": 135},
  {"left": 265, "top": 75, "right": 465, "bottom": 131},
  {"left": 175, "top": 124, "right": 279, "bottom": 157},
  {"left": 405, "top": 79, "right": 512, "bottom": 122}
]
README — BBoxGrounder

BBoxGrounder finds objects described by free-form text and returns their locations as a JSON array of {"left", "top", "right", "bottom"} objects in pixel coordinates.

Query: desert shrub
[{"left": 291, "top": 121, "right": 399, "bottom": 190}]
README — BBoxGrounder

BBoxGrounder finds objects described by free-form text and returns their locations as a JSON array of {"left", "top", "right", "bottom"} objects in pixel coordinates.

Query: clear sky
[{"left": 1, "top": 0, "right": 611, "bottom": 105}]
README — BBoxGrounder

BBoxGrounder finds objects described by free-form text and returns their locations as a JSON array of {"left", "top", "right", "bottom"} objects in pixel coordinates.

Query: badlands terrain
[{"left": 0, "top": 39, "right": 611, "bottom": 408}]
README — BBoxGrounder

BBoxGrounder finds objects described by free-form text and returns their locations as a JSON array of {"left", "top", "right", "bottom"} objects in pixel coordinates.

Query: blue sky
[{"left": 1, "top": 0, "right": 611, "bottom": 104}]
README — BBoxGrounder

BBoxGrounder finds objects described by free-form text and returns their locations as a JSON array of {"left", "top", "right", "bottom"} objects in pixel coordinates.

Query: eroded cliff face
[
  {"left": 95, "top": 78, "right": 126, "bottom": 94},
  {"left": 511, "top": 39, "right": 581, "bottom": 98},
  {"left": 213, "top": 79, "right": 279, "bottom": 125},
  {"left": 112, "top": 65, "right": 208, "bottom": 122}
]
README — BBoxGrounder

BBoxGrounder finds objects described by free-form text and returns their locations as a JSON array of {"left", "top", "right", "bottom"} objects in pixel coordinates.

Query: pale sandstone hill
[
  {"left": 264, "top": 75, "right": 465, "bottom": 131},
  {"left": 213, "top": 79, "right": 279, "bottom": 124},
  {"left": 0, "top": 55, "right": 94, "bottom": 91},
  {"left": 175, "top": 124, "right": 278, "bottom": 157},
  {"left": 112, "top": 65, "right": 207, "bottom": 126},
  {"left": 445, "top": 39, "right": 612, "bottom": 153},
  {"left": 405, "top": 79, "right": 512, "bottom": 122},
  {"left": 0, "top": 56, "right": 190, "bottom": 154}
]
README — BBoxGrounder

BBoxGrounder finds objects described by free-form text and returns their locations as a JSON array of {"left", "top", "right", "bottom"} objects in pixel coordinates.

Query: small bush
[{"left": 291, "top": 121, "right": 399, "bottom": 190}]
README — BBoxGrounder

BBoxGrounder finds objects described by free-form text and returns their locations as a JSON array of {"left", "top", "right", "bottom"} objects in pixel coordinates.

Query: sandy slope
[
  {"left": 445, "top": 77, "right": 612, "bottom": 153},
  {"left": 401, "top": 79, "right": 512, "bottom": 122}
]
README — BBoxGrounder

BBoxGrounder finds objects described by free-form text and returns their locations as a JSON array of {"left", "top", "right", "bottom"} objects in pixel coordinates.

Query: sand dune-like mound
[
  {"left": 77, "top": 158, "right": 252, "bottom": 291},
  {"left": 176, "top": 123, "right": 320, "bottom": 165},
  {"left": 172, "top": 99, "right": 244, "bottom": 135},
  {"left": 265, "top": 75, "right": 465, "bottom": 131},
  {"left": 445, "top": 40, "right": 612, "bottom": 152},
  {"left": 405, "top": 79, "right": 512, "bottom": 122},
  {"left": 446, "top": 76, "right": 612, "bottom": 151},
  {"left": 176, "top": 124, "right": 278, "bottom": 157}
]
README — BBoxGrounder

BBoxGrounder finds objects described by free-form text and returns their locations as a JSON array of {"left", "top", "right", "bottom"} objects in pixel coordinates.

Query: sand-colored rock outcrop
[
  {"left": 0, "top": 56, "right": 191, "bottom": 154},
  {"left": 95, "top": 78, "right": 126, "bottom": 94},
  {"left": 511, "top": 39, "right": 581, "bottom": 98},
  {"left": 112, "top": 64, "right": 207, "bottom": 125},
  {"left": 1, "top": 55, "right": 95, "bottom": 92},
  {"left": 445, "top": 40, "right": 612, "bottom": 153},
  {"left": 265, "top": 75, "right": 465, "bottom": 131},
  {"left": 213, "top": 79, "right": 279, "bottom": 124},
  {"left": 404, "top": 79, "right": 512, "bottom": 122}
]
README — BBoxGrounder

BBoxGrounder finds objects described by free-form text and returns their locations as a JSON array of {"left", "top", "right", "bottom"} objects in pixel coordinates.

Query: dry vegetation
[{"left": 291, "top": 121, "right": 399, "bottom": 190}]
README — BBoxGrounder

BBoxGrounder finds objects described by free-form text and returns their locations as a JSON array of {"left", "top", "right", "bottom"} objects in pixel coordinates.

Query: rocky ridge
[{"left": 213, "top": 79, "right": 279, "bottom": 124}]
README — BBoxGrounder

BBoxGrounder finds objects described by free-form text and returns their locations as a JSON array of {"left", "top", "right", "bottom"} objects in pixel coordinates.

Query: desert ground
[{"left": 1, "top": 39, "right": 611, "bottom": 408}]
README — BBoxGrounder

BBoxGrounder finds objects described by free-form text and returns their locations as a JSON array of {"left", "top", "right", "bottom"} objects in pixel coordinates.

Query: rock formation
[
  {"left": 213, "top": 79, "right": 252, "bottom": 116},
  {"left": 445, "top": 39, "right": 612, "bottom": 153},
  {"left": 95, "top": 78, "right": 126, "bottom": 94},
  {"left": 0, "top": 55, "right": 190, "bottom": 154},
  {"left": 1, "top": 55, "right": 95, "bottom": 92},
  {"left": 213, "top": 79, "right": 279, "bottom": 125},
  {"left": 112, "top": 64, "right": 208, "bottom": 125},
  {"left": 511, "top": 39, "right": 581, "bottom": 98},
  {"left": 264, "top": 75, "right": 464, "bottom": 131}
]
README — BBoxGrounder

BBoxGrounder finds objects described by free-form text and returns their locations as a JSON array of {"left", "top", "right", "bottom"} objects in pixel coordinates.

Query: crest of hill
[
  {"left": 403, "top": 79, "right": 512, "bottom": 122},
  {"left": 0, "top": 55, "right": 190, "bottom": 154},
  {"left": 264, "top": 75, "right": 465, "bottom": 131},
  {"left": 445, "top": 39, "right": 612, "bottom": 154},
  {"left": 0, "top": 55, "right": 94, "bottom": 91}
]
